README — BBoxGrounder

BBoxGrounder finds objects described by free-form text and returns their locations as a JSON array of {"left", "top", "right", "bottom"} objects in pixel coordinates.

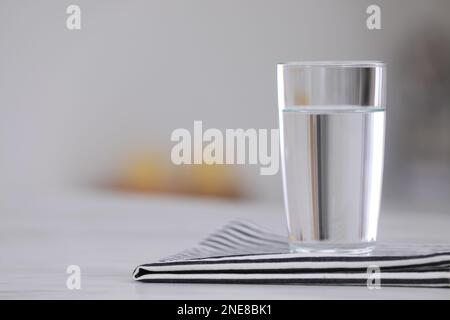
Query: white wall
[{"left": 1, "top": 0, "right": 450, "bottom": 201}]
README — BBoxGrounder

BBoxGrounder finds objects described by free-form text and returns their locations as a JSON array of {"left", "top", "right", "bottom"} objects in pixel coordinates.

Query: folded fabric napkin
[{"left": 133, "top": 220, "right": 450, "bottom": 288}]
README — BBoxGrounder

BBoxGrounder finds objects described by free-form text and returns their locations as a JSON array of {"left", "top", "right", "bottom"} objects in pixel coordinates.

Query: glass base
[{"left": 289, "top": 241, "right": 375, "bottom": 255}]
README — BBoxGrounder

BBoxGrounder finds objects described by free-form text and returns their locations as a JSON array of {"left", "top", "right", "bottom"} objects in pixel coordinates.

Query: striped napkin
[{"left": 133, "top": 220, "right": 450, "bottom": 288}]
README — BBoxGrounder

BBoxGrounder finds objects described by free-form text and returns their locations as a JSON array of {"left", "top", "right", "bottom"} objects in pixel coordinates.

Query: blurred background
[{"left": 1, "top": 0, "right": 449, "bottom": 212}]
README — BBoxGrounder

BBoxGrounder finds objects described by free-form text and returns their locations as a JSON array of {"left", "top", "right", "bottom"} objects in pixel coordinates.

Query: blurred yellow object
[
  {"left": 294, "top": 92, "right": 309, "bottom": 105},
  {"left": 190, "top": 164, "right": 239, "bottom": 198},
  {"left": 121, "top": 153, "right": 168, "bottom": 192},
  {"left": 112, "top": 151, "right": 242, "bottom": 199}
]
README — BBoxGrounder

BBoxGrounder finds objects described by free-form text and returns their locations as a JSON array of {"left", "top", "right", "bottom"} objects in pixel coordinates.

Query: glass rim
[{"left": 277, "top": 60, "right": 386, "bottom": 68}]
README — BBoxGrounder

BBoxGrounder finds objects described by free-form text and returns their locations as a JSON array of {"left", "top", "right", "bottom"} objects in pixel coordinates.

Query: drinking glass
[{"left": 277, "top": 61, "right": 386, "bottom": 253}]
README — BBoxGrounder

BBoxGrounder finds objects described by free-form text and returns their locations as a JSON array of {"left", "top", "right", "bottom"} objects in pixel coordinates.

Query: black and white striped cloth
[{"left": 133, "top": 220, "right": 450, "bottom": 288}]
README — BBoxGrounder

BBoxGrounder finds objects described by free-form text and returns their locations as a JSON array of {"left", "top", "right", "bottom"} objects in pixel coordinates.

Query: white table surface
[{"left": 1, "top": 190, "right": 450, "bottom": 300}]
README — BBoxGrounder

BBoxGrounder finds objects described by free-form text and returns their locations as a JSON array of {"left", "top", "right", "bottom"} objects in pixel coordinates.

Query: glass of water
[{"left": 277, "top": 61, "right": 386, "bottom": 254}]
